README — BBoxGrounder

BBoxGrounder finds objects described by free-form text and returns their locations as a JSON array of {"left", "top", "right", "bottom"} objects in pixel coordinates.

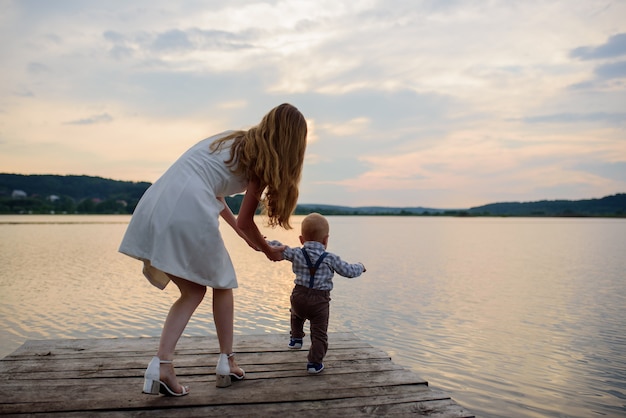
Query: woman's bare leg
[
  {"left": 212, "top": 288, "right": 233, "bottom": 352},
  {"left": 157, "top": 274, "right": 207, "bottom": 392},
  {"left": 213, "top": 288, "right": 243, "bottom": 375}
]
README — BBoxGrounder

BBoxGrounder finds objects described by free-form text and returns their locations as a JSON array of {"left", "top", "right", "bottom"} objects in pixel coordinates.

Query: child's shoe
[
  {"left": 307, "top": 362, "right": 324, "bottom": 374},
  {"left": 288, "top": 338, "right": 303, "bottom": 349}
]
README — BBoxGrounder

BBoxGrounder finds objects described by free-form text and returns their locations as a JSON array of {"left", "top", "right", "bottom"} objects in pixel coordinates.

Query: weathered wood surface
[{"left": 0, "top": 332, "right": 474, "bottom": 417}]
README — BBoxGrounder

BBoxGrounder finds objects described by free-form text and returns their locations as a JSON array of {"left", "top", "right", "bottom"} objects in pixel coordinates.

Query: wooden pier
[{"left": 0, "top": 332, "right": 473, "bottom": 417}]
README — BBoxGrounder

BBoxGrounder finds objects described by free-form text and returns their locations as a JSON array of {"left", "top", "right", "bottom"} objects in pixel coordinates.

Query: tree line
[
  {"left": 0, "top": 174, "right": 249, "bottom": 215},
  {"left": 1, "top": 173, "right": 624, "bottom": 217},
  {"left": 0, "top": 174, "right": 150, "bottom": 214}
]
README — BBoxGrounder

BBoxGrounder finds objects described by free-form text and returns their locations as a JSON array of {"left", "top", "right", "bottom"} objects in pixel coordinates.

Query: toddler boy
[{"left": 273, "top": 213, "right": 366, "bottom": 374}]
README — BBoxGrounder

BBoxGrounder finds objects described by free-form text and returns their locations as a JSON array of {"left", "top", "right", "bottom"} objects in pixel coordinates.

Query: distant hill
[
  {"left": 294, "top": 203, "right": 448, "bottom": 215},
  {"left": 0, "top": 173, "right": 150, "bottom": 201},
  {"left": 294, "top": 195, "right": 625, "bottom": 217},
  {"left": 467, "top": 194, "right": 626, "bottom": 217},
  {"left": 1, "top": 173, "right": 624, "bottom": 217},
  {"left": 0, "top": 173, "right": 150, "bottom": 214}
]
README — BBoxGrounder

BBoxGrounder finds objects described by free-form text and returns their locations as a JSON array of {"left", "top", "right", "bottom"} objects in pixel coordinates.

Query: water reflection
[{"left": 0, "top": 215, "right": 625, "bottom": 417}]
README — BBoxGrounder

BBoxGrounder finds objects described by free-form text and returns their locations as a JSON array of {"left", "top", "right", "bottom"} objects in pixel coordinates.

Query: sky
[{"left": 1, "top": 1, "right": 625, "bottom": 209}]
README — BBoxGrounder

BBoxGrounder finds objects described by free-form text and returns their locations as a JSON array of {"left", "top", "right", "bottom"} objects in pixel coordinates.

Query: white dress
[{"left": 119, "top": 132, "right": 247, "bottom": 290}]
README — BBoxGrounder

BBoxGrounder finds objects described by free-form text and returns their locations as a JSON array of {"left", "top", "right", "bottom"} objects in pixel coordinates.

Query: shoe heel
[
  {"left": 143, "top": 378, "right": 160, "bottom": 394},
  {"left": 216, "top": 374, "right": 232, "bottom": 388},
  {"left": 216, "top": 353, "right": 232, "bottom": 388},
  {"left": 143, "top": 356, "right": 161, "bottom": 394}
]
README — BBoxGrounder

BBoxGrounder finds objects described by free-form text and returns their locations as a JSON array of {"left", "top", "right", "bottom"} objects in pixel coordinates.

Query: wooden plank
[
  {"left": 0, "top": 367, "right": 428, "bottom": 407},
  {"left": 2, "top": 358, "right": 403, "bottom": 381},
  {"left": 0, "top": 347, "right": 391, "bottom": 376},
  {"left": 0, "top": 333, "right": 474, "bottom": 417},
  {"left": 0, "top": 383, "right": 452, "bottom": 416},
  {"left": 3, "top": 332, "right": 366, "bottom": 358},
  {"left": 1, "top": 388, "right": 468, "bottom": 417}
]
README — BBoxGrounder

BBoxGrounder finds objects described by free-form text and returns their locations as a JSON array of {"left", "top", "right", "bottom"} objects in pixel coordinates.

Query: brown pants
[{"left": 290, "top": 284, "right": 331, "bottom": 364}]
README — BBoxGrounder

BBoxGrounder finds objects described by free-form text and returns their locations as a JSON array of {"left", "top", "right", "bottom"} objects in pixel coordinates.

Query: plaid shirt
[{"left": 278, "top": 241, "right": 365, "bottom": 291}]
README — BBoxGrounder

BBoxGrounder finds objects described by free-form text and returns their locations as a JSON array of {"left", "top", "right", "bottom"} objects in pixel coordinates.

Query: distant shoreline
[{"left": 1, "top": 173, "right": 624, "bottom": 217}]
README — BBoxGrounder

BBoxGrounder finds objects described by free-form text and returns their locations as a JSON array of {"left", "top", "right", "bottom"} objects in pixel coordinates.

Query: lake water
[{"left": 0, "top": 215, "right": 624, "bottom": 417}]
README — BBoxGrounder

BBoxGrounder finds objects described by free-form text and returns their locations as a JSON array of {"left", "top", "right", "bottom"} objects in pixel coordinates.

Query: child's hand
[{"left": 265, "top": 244, "right": 285, "bottom": 262}]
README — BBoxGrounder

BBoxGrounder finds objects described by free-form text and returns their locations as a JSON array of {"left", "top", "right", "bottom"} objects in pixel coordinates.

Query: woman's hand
[{"left": 264, "top": 244, "right": 285, "bottom": 262}]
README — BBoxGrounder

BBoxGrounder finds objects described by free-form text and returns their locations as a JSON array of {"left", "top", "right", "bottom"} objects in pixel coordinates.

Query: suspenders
[{"left": 301, "top": 248, "right": 328, "bottom": 288}]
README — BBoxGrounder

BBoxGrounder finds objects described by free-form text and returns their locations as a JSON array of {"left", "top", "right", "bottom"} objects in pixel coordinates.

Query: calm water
[{"left": 1, "top": 215, "right": 625, "bottom": 417}]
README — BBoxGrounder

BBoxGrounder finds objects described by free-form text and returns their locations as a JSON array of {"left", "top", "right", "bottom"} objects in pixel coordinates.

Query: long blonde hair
[{"left": 211, "top": 103, "right": 307, "bottom": 229}]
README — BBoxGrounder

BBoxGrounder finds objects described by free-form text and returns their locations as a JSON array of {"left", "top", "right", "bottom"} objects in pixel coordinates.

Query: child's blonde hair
[
  {"left": 211, "top": 103, "right": 307, "bottom": 229},
  {"left": 301, "top": 213, "right": 329, "bottom": 242}
]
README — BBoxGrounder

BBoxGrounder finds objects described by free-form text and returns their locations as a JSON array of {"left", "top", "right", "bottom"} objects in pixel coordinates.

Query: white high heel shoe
[
  {"left": 142, "top": 356, "right": 189, "bottom": 396},
  {"left": 215, "top": 353, "right": 245, "bottom": 388}
]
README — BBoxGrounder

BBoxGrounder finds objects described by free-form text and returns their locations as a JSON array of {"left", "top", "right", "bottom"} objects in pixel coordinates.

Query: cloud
[
  {"left": 574, "top": 161, "right": 626, "bottom": 182},
  {"left": 14, "top": 87, "right": 34, "bottom": 98},
  {"left": 1, "top": 1, "right": 625, "bottom": 208},
  {"left": 570, "top": 33, "right": 626, "bottom": 60},
  {"left": 152, "top": 29, "right": 192, "bottom": 51},
  {"left": 319, "top": 117, "right": 370, "bottom": 137},
  {"left": 65, "top": 113, "right": 113, "bottom": 125},
  {"left": 568, "top": 33, "right": 626, "bottom": 90},
  {"left": 594, "top": 60, "right": 626, "bottom": 80},
  {"left": 27, "top": 62, "right": 50, "bottom": 75},
  {"left": 522, "top": 112, "right": 626, "bottom": 125}
]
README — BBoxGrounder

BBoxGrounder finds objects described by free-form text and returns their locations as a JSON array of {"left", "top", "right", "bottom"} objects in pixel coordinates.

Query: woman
[{"left": 119, "top": 103, "right": 307, "bottom": 394}]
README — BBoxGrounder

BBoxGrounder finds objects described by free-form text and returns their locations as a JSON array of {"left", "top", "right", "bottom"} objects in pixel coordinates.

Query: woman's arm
[
  {"left": 236, "top": 179, "right": 285, "bottom": 261},
  {"left": 217, "top": 197, "right": 259, "bottom": 250}
]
